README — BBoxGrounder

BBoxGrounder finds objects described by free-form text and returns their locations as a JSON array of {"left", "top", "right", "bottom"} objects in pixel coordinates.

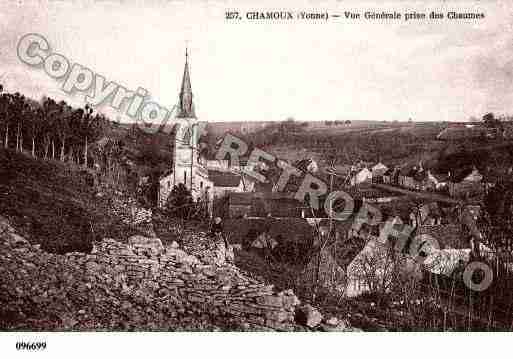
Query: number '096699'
[{"left": 16, "top": 342, "right": 47, "bottom": 351}]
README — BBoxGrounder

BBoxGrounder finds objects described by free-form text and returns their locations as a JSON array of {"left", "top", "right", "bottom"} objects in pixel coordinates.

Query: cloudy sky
[{"left": 1, "top": 0, "right": 512, "bottom": 123}]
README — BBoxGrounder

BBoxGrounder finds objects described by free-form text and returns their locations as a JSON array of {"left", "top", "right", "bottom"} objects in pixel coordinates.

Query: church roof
[{"left": 177, "top": 49, "right": 196, "bottom": 119}]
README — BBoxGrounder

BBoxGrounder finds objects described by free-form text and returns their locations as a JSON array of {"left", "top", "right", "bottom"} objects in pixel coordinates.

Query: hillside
[
  {"left": 214, "top": 121, "right": 447, "bottom": 169},
  {"left": 0, "top": 149, "right": 141, "bottom": 253}
]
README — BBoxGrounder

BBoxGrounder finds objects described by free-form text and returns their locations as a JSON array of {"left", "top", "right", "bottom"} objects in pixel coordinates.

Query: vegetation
[
  {"left": 164, "top": 183, "right": 194, "bottom": 218},
  {"left": 0, "top": 86, "right": 107, "bottom": 165},
  {"left": 0, "top": 148, "right": 139, "bottom": 254},
  {"left": 482, "top": 112, "right": 502, "bottom": 129},
  {"left": 163, "top": 183, "right": 208, "bottom": 220},
  {"left": 238, "top": 119, "right": 444, "bottom": 167}
]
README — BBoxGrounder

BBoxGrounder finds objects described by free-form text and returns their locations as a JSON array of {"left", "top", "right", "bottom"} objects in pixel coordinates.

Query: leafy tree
[
  {"left": 479, "top": 179, "right": 513, "bottom": 251},
  {"left": 10, "top": 92, "right": 26, "bottom": 151},
  {"left": 165, "top": 183, "right": 194, "bottom": 219},
  {"left": 0, "top": 89, "right": 107, "bottom": 168},
  {"left": 0, "top": 86, "right": 11, "bottom": 148},
  {"left": 483, "top": 112, "right": 502, "bottom": 129},
  {"left": 27, "top": 105, "right": 40, "bottom": 157}
]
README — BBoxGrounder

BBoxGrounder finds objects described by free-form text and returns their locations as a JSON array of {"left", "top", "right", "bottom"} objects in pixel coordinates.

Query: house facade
[
  {"left": 371, "top": 162, "right": 388, "bottom": 183},
  {"left": 350, "top": 167, "right": 372, "bottom": 186},
  {"left": 427, "top": 171, "right": 449, "bottom": 191},
  {"left": 447, "top": 167, "right": 484, "bottom": 199}
]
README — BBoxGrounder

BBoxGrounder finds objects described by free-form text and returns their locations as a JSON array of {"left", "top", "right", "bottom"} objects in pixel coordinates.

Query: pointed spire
[{"left": 177, "top": 46, "right": 196, "bottom": 118}]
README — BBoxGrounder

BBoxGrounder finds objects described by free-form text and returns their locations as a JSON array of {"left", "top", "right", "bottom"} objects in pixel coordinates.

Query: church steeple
[{"left": 177, "top": 47, "right": 196, "bottom": 118}]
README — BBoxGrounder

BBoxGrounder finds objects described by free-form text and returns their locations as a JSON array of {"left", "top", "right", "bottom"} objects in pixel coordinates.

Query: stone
[
  {"left": 295, "top": 304, "right": 323, "bottom": 328},
  {"left": 321, "top": 318, "right": 351, "bottom": 332},
  {"left": 326, "top": 316, "right": 339, "bottom": 326},
  {"left": 255, "top": 295, "right": 283, "bottom": 308},
  {"left": 281, "top": 293, "right": 300, "bottom": 308},
  {"left": 128, "top": 235, "right": 164, "bottom": 254},
  {"left": 9, "top": 233, "right": 29, "bottom": 246},
  {"left": 0, "top": 216, "right": 306, "bottom": 331}
]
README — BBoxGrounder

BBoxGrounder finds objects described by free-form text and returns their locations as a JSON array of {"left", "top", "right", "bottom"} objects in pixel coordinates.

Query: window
[
  {"left": 168, "top": 180, "right": 171, "bottom": 189},
  {"left": 200, "top": 181, "right": 203, "bottom": 189},
  {"left": 184, "top": 171, "right": 187, "bottom": 185}
]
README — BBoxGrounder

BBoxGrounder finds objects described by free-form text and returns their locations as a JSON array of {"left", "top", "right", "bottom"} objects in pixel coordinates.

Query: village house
[
  {"left": 350, "top": 167, "right": 372, "bottom": 186},
  {"left": 294, "top": 158, "right": 319, "bottom": 173},
  {"left": 413, "top": 168, "right": 428, "bottom": 191},
  {"left": 323, "top": 164, "right": 352, "bottom": 185},
  {"left": 206, "top": 159, "right": 230, "bottom": 171},
  {"left": 427, "top": 170, "right": 449, "bottom": 191},
  {"left": 383, "top": 168, "right": 393, "bottom": 184},
  {"left": 344, "top": 205, "right": 477, "bottom": 298},
  {"left": 447, "top": 166, "right": 484, "bottom": 199},
  {"left": 206, "top": 157, "right": 256, "bottom": 174},
  {"left": 371, "top": 162, "right": 388, "bottom": 183},
  {"left": 396, "top": 164, "right": 430, "bottom": 191},
  {"left": 398, "top": 166, "right": 417, "bottom": 189},
  {"left": 383, "top": 167, "right": 400, "bottom": 185}
]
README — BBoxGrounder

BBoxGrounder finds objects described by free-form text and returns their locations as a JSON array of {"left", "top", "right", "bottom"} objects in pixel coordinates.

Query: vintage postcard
[{"left": 0, "top": 0, "right": 511, "bottom": 357}]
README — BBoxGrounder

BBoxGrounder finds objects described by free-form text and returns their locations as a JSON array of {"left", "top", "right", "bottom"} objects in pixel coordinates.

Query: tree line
[{"left": 0, "top": 84, "right": 108, "bottom": 167}]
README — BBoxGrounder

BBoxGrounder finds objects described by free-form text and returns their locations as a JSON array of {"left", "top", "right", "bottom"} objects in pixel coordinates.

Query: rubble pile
[
  {"left": 179, "top": 231, "right": 236, "bottom": 266},
  {"left": 0, "top": 216, "right": 306, "bottom": 331},
  {"left": 110, "top": 196, "right": 153, "bottom": 226}
]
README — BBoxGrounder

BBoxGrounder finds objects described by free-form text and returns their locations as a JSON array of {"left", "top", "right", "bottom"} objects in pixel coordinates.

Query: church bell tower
[{"left": 171, "top": 48, "right": 208, "bottom": 200}]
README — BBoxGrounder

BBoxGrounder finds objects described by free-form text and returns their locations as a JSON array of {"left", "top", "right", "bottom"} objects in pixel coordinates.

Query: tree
[
  {"left": 80, "top": 108, "right": 106, "bottom": 168},
  {"left": 479, "top": 178, "right": 513, "bottom": 251},
  {"left": 482, "top": 112, "right": 502, "bottom": 129},
  {"left": 40, "top": 97, "right": 63, "bottom": 160},
  {"left": 0, "top": 86, "right": 11, "bottom": 149},
  {"left": 165, "top": 183, "right": 194, "bottom": 219},
  {"left": 10, "top": 92, "right": 25, "bottom": 152},
  {"left": 55, "top": 102, "right": 72, "bottom": 162},
  {"left": 27, "top": 106, "right": 40, "bottom": 157}
]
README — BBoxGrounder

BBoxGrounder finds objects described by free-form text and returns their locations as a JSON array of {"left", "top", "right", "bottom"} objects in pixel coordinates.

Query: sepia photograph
[{"left": 0, "top": 0, "right": 512, "bottom": 357}]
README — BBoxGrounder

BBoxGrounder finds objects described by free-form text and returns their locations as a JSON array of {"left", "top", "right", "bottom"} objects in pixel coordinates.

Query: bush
[{"left": 164, "top": 183, "right": 194, "bottom": 219}]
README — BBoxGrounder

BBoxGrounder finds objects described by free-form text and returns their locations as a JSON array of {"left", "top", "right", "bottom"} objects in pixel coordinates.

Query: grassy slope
[{"left": 0, "top": 149, "right": 138, "bottom": 253}]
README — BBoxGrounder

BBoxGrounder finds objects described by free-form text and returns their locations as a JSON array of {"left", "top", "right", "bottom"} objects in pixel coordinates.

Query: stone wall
[
  {"left": 110, "top": 196, "right": 153, "bottom": 226},
  {"left": 0, "top": 216, "right": 303, "bottom": 331}
]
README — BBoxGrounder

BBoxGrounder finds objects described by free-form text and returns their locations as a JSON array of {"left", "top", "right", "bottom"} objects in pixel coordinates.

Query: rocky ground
[{"left": 0, "top": 215, "right": 359, "bottom": 331}]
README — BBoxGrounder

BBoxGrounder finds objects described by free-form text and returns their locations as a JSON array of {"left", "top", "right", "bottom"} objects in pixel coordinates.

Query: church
[{"left": 157, "top": 50, "right": 213, "bottom": 211}]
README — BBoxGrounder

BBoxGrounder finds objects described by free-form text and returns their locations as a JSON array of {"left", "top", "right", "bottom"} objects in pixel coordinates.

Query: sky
[{"left": 1, "top": 0, "right": 513, "bottom": 123}]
